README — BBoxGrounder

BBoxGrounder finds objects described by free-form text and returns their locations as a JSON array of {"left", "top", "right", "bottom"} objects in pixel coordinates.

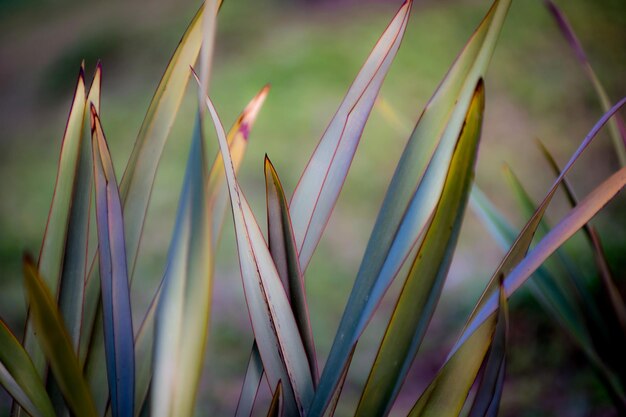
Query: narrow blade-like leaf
[
  {"left": 235, "top": 343, "right": 263, "bottom": 417},
  {"left": 151, "top": 114, "right": 212, "bottom": 417},
  {"left": 544, "top": 0, "right": 626, "bottom": 165},
  {"left": 23, "top": 256, "right": 98, "bottom": 417},
  {"left": 203, "top": 91, "right": 314, "bottom": 416},
  {"left": 408, "top": 286, "right": 507, "bottom": 417},
  {"left": 0, "top": 321, "right": 55, "bottom": 417},
  {"left": 356, "top": 80, "right": 485, "bottom": 417},
  {"left": 265, "top": 156, "right": 318, "bottom": 383},
  {"left": 289, "top": 0, "right": 412, "bottom": 270},
  {"left": 312, "top": 2, "right": 511, "bottom": 414},
  {"left": 91, "top": 107, "right": 135, "bottom": 417},
  {"left": 266, "top": 381, "right": 284, "bottom": 417}
]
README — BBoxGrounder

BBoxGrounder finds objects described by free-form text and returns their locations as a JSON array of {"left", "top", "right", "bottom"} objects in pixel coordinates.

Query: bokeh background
[{"left": 1, "top": 0, "right": 625, "bottom": 415}]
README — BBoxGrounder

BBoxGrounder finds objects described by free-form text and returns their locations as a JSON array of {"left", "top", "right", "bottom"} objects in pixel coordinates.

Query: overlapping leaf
[
  {"left": 0, "top": 321, "right": 55, "bottom": 417},
  {"left": 408, "top": 286, "right": 508, "bottom": 417},
  {"left": 203, "top": 92, "right": 314, "bottom": 416},
  {"left": 151, "top": 115, "right": 212, "bottom": 417},
  {"left": 355, "top": 79, "right": 485, "bottom": 417},
  {"left": 23, "top": 257, "right": 97, "bottom": 417},
  {"left": 311, "top": 1, "right": 511, "bottom": 414},
  {"left": 91, "top": 107, "right": 135, "bottom": 417},
  {"left": 289, "top": 0, "right": 412, "bottom": 270}
]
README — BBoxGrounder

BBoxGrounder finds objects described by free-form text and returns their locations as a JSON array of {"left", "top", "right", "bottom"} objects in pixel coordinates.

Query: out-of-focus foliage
[{"left": 0, "top": 0, "right": 625, "bottom": 416}]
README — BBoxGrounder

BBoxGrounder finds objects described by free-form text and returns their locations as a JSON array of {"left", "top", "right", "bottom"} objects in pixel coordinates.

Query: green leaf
[
  {"left": 203, "top": 91, "right": 314, "bottom": 416},
  {"left": 355, "top": 79, "right": 485, "bottom": 417},
  {"left": 289, "top": 0, "right": 412, "bottom": 270},
  {"left": 22, "top": 256, "right": 98, "bottom": 417},
  {"left": 265, "top": 156, "right": 318, "bottom": 384},
  {"left": 91, "top": 107, "right": 135, "bottom": 417},
  {"left": 0, "top": 320, "right": 55, "bottom": 417},
  {"left": 151, "top": 114, "right": 212, "bottom": 417},
  {"left": 408, "top": 286, "right": 508, "bottom": 417},
  {"left": 544, "top": 0, "right": 626, "bottom": 165},
  {"left": 312, "top": 1, "right": 511, "bottom": 414},
  {"left": 23, "top": 67, "right": 87, "bottom": 377}
]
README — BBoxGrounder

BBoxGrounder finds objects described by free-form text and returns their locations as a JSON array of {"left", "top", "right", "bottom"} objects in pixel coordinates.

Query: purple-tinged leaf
[{"left": 91, "top": 107, "right": 135, "bottom": 417}]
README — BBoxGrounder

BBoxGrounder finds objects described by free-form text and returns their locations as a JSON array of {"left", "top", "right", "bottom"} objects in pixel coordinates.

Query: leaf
[
  {"left": 544, "top": 0, "right": 626, "bottom": 165},
  {"left": 22, "top": 67, "right": 87, "bottom": 377},
  {"left": 91, "top": 107, "right": 135, "bottom": 417},
  {"left": 289, "top": 0, "right": 412, "bottom": 271},
  {"left": 235, "top": 342, "right": 264, "bottom": 417},
  {"left": 151, "top": 114, "right": 212, "bottom": 417},
  {"left": 208, "top": 84, "right": 270, "bottom": 246},
  {"left": 0, "top": 320, "right": 55, "bottom": 417},
  {"left": 23, "top": 256, "right": 98, "bottom": 417},
  {"left": 408, "top": 286, "right": 508, "bottom": 417},
  {"left": 452, "top": 97, "right": 626, "bottom": 356},
  {"left": 355, "top": 79, "right": 485, "bottom": 417},
  {"left": 467, "top": 286, "right": 509, "bottom": 417},
  {"left": 265, "top": 156, "right": 318, "bottom": 383},
  {"left": 536, "top": 140, "right": 626, "bottom": 334},
  {"left": 132, "top": 88, "right": 269, "bottom": 417},
  {"left": 266, "top": 381, "right": 284, "bottom": 417},
  {"left": 311, "top": 1, "right": 511, "bottom": 414},
  {"left": 202, "top": 90, "right": 314, "bottom": 416}
]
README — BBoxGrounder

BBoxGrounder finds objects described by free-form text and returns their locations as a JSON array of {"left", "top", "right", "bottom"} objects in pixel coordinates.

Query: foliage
[{"left": 1, "top": 0, "right": 625, "bottom": 416}]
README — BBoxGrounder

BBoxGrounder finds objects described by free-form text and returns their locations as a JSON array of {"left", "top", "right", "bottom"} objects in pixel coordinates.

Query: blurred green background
[{"left": 1, "top": 0, "right": 625, "bottom": 415}]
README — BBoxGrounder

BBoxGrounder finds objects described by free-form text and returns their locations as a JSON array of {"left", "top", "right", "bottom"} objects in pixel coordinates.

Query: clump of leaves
[{"left": 1, "top": 0, "right": 625, "bottom": 416}]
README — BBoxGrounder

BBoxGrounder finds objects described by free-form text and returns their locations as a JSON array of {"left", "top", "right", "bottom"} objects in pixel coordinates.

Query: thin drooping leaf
[
  {"left": 536, "top": 140, "right": 626, "bottom": 333},
  {"left": 22, "top": 68, "right": 87, "bottom": 378},
  {"left": 23, "top": 256, "right": 98, "bottom": 417},
  {"left": 126, "top": 88, "right": 269, "bottom": 417},
  {"left": 265, "top": 156, "right": 318, "bottom": 383},
  {"left": 453, "top": 97, "right": 626, "bottom": 356},
  {"left": 91, "top": 107, "right": 135, "bottom": 417},
  {"left": 312, "top": 2, "right": 511, "bottom": 414},
  {"left": 151, "top": 115, "right": 212, "bottom": 417},
  {"left": 544, "top": 0, "right": 626, "bottom": 165},
  {"left": 202, "top": 91, "right": 314, "bottom": 416},
  {"left": 408, "top": 286, "right": 507, "bottom": 417},
  {"left": 289, "top": 0, "right": 412, "bottom": 270},
  {"left": 235, "top": 343, "right": 263, "bottom": 417},
  {"left": 355, "top": 79, "right": 485, "bottom": 417},
  {"left": 266, "top": 381, "right": 284, "bottom": 417},
  {"left": 0, "top": 321, "right": 55, "bottom": 417},
  {"left": 467, "top": 286, "right": 509, "bottom": 417},
  {"left": 80, "top": 1, "right": 222, "bottom": 360}
]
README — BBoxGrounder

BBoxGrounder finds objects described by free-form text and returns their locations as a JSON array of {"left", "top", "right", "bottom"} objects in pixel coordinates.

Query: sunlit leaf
[
  {"left": 289, "top": 0, "right": 412, "bottom": 270},
  {"left": 312, "top": 1, "right": 511, "bottom": 414},
  {"left": 0, "top": 321, "right": 55, "bottom": 417},
  {"left": 265, "top": 156, "right": 318, "bottom": 383},
  {"left": 202, "top": 90, "right": 314, "bottom": 416},
  {"left": 91, "top": 107, "right": 135, "bottom": 417},
  {"left": 408, "top": 286, "right": 507, "bottom": 417},
  {"left": 355, "top": 79, "right": 485, "bottom": 417},
  {"left": 23, "top": 256, "right": 98, "bottom": 417}
]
